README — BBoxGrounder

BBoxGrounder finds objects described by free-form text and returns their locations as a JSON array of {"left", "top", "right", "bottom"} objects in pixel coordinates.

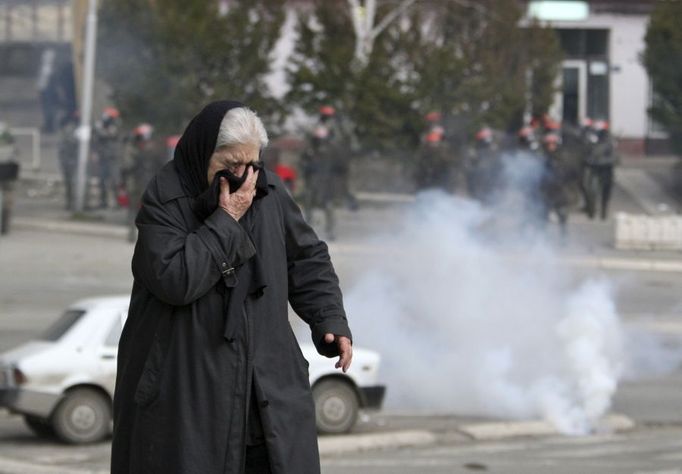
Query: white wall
[
  {"left": 607, "top": 14, "right": 650, "bottom": 140},
  {"left": 551, "top": 14, "right": 651, "bottom": 140}
]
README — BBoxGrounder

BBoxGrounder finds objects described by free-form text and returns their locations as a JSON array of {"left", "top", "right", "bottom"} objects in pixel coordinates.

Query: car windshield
[{"left": 40, "top": 309, "right": 86, "bottom": 342}]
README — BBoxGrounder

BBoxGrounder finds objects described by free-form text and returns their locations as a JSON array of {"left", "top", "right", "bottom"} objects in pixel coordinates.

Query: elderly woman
[{"left": 111, "top": 101, "right": 353, "bottom": 474}]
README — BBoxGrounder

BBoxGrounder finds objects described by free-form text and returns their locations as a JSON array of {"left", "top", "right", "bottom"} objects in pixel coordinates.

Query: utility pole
[{"left": 74, "top": 0, "right": 98, "bottom": 213}]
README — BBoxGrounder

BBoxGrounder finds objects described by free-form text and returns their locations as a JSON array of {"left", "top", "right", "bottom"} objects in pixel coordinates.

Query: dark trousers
[
  {"left": 596, "top": 166, "right": 614, "bottom": 220},
  {"left": 245, "top": 443, "right": 271, "bottom": 474}
]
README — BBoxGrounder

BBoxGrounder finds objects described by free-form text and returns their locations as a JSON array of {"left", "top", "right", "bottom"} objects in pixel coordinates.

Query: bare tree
[{"left": 347, "top": 0, "right": 417, "bottom": 68}]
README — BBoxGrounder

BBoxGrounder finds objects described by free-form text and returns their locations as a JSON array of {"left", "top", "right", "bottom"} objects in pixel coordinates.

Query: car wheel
[
  {"left": 51, "top": 388, "right": 111, "bottom": 444},
  {"left": 313, "top": 379, "right": 359, "bottom": 434},
  {"left": 23, "top": 415, "right": 55, "bottom": 438}
]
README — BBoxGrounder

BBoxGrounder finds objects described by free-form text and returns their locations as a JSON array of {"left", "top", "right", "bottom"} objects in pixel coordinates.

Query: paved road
[
  {"left": 1, "top": 415, "right": 679, "bottom": 474},
  {"left": 321, "top": 427, "right": 682, "bottom": 474}
]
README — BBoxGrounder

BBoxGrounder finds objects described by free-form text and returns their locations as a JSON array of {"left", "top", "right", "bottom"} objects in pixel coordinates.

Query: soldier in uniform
[
  {"left": 57, "top": 114, "right": 79, "bottom": 210},
  {"left": 539, "top": 132, "right": 580, "bottom": 238},
  {"left": 301, "top": 108, "right": 340, "bottom": 241},
  {"left": 93, "top": 107, "right": 123, "bottom": 208},
  {"left": 415, "top": 112, "right": 452, "bottom": 192},
  {"left": 0, "top": 122, "right": 19, "bottom": 234},
  {"left": 583, "top": 120, "right": 618, "bottom": 220},
  {"left": 466, "top": 126, "right": 499, "bottom": 203},
  {"left": 517, "top": 125, "right": 539, "bottom": 153},
  {"left": 320, "top": 106, "right": 357, "bottom": 211},
  {"left": 120, "top": 123, "right": 165, "bottom": 242}
]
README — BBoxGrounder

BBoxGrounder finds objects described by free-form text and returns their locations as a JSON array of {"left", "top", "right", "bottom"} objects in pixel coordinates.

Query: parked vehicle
[{"left": 0, "top": 296, "right": 385, "bottom": 444}]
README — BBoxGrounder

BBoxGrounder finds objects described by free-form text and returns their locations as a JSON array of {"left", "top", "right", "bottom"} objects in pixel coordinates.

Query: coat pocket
[
  {"left": 133, "top": 318, "right": 173, "bottom": 409},
  {"left": 289, "top": 326, "right": 310, "bottom": 370}
]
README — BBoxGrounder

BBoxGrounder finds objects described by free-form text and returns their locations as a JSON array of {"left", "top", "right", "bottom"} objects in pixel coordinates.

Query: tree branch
[{"left": 371, "top": 0, "right": 418, "bottom": 39}]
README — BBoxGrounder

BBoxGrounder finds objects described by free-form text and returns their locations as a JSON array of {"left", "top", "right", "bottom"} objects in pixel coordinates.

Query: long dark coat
[{"left": 111, "top": 162, "right": 352, "bottom": 474}]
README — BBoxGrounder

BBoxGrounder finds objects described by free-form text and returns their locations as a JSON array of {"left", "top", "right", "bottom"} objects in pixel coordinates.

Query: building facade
[{"left": 529, "top": 0, "right": 662, "bottom": 155}]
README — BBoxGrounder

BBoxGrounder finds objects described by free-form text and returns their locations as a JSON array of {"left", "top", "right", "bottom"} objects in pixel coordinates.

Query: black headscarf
[
  {"left": 173, "top": 100, "right": 269, "bottom": 220},
  {"left": 174, "top": 100, "right": 245, "bottom": 197}
]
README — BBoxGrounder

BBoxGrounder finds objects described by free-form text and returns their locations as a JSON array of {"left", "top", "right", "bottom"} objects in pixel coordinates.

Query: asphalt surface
[{"left": 321, "top": 427, "right": 682, "bottom": 474}]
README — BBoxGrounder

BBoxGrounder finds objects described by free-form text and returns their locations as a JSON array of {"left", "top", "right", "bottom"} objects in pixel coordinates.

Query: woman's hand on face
[{"left": 219, "top": 166, "right": 259, "bottom": 221}]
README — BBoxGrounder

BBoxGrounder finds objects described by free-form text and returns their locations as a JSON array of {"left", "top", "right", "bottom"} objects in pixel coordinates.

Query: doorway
[{"left": 559, "top": 60, "right": 587, "bottom": 125}]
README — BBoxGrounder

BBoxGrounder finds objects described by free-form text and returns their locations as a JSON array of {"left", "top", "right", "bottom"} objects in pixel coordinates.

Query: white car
[{"left": 0, "top": 296, "right": 385, "bottom": 444}]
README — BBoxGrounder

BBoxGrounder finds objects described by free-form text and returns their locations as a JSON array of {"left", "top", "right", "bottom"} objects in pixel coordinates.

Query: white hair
[{"left": 215, "top": 107, "right": 269, "bottom": 150}]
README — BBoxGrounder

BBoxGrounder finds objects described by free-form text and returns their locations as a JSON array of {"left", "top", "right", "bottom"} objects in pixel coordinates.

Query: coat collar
[
  {"left": 156, "top": 161, "right": 278, "bottom": 204},
  {"left": 157, "top": 162, "right": 186, "bottom": 203}
]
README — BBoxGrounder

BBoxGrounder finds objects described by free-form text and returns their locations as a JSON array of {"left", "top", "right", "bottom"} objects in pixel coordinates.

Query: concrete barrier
[{"left": 615, "top": 213, "right": 682, "bottom": 250}]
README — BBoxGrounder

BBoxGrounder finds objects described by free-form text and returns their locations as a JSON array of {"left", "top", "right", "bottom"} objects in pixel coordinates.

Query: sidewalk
[{"left": 318, "top": 412, "right": 635, "bottom": 455}]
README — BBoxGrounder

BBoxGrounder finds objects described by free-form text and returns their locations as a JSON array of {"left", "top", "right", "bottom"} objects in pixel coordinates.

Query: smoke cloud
[{"left": 345, "top": 153, "right": 630, "bottom": 435}]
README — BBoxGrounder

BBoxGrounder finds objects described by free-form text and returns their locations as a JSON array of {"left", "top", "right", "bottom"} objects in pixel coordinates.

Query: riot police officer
[
  {"left": 301, "top": 106, "right": 342, "bottom": 240},
  {"left": 57, "top": 114, "right": 79, "bottom": 210},
  {"left": 120, "top": 123, "right": 165, "bottom": 242},
  {"left": 466, "top": 126, "right": 499, "bottom": 203},
  {"left": 93, "top": 107, "right": 123, "bottom": 208},
  {"left": 584, "top": 120, "right": 618, "bottom": 220}
]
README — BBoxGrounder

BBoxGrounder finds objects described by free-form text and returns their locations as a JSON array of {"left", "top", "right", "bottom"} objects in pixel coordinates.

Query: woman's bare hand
[{"left": 219, "top": 167, "right": 258, "bottom": 221}]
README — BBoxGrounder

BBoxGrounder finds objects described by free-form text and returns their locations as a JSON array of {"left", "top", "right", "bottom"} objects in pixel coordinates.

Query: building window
[
  {"left": 588, "top": 61, "right": 609, "bottom": 120},
  {"left": 586, "top": 29, "right": 609, "bottom": 56},
  {"left": 557, "top": 28, "right": 609, "bottom": 59}
]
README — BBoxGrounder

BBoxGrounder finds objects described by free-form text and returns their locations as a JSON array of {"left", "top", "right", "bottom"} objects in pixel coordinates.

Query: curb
[
  {"left": 560, "top": 255, "right": 682, "bottom": 273},
  {"left": 318, "top": 414, "right": 635, "bottom": 455},
  {"left": 329, "top": 242, "right": 682, "bottom": 273},
  {"left": 0, "top": 456, "right": 107, "bottom": 474},
  {"left": 354, "top": 191, "right": 415, "bottom": 205},
  {"left": 319, "top": 429, "right": 437, "bottom": 456},
  {"left": 12, "top": 217, "right": 128, "bottom": 240},
  {"left": 458, "top": 414, "right": 635, "bottom": 441}
]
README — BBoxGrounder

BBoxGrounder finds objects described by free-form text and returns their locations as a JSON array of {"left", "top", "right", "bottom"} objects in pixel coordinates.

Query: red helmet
[
  {"left": 102, "top": 107, "right": 120, "bottom": 119},
  {"left": 425, "top": 126, "right": 444, "bottom": 143},
  {"left": 133, "top": 123, "right": 153, "bottom": 141},
  {"left": 319, "top": 105, "right": 336, "bottom": 117},
  {"left": 165, "top": 134, "right": 181, "bottom": 149},
  {"left": 518, "top": 126, "right": 534, "bottom": 138},
  {"left": 542, "top": 132, "right": 561, "bottom": 147},
  {"left": 475, "top": 127, "right": 492, "bottom": 142},
  {"left": 543, "top": 116, "right": 561, "bottom": 131},
  {"left": 425, "top": 132, "right": 442, "bottom": 143},
  {"left": 425, "top": 111, "right": 442, "bottom": 123},
  {"left": 592, "top": 120, "right": 609, "bottom": 131}
]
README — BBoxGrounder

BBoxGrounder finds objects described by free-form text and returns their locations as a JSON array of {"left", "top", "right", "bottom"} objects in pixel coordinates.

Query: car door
[{"left": 97, "top": 310, "right": 126, "bottom": 395}]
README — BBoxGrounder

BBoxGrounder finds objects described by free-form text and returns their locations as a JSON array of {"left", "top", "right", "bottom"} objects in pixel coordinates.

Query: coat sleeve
[
  {"left": 275, "top": 183, "right": 352, "bottom": 357},
  {"left": 132, "top": 177, "right": 256, "bottom": 307}
]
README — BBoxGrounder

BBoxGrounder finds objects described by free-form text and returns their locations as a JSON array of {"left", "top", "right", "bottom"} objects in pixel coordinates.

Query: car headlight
[
  {"left": 11, "top": 366, "right": 27, "bottom": 386},
  {"left": 0, "top": 365, "right": 22, "bottom": 387}
]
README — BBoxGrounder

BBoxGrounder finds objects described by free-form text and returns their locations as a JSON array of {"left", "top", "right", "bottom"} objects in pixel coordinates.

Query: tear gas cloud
[{"left": 344, "top": 153, "right": 675, "bottom": 435}]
